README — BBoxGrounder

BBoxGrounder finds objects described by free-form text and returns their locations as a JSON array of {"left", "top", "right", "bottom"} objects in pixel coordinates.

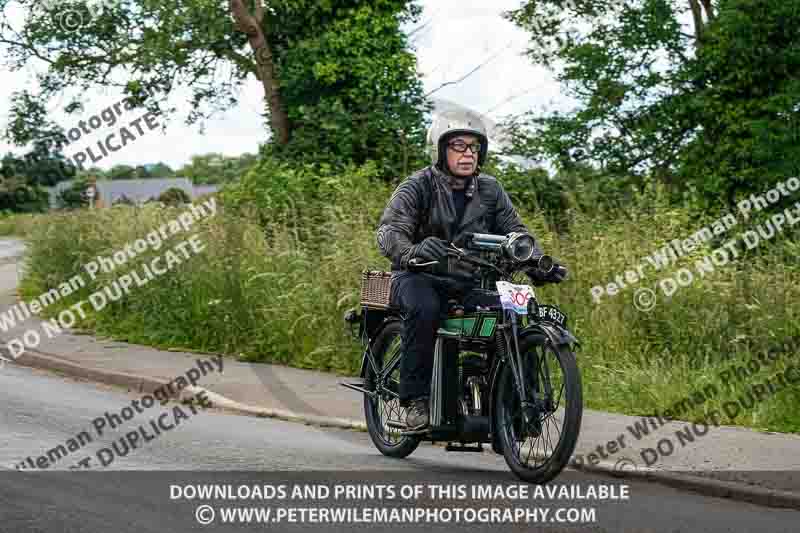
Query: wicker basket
[{"left": 360, "top": 270, "right": 393, "bottom": 309}]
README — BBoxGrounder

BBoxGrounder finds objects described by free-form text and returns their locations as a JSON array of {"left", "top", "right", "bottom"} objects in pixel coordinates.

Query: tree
[
  {"left": 0, "top": 174, "right": 49, "bottom": 212},
  {"left": 157, "top": 187, "right": 191, "bottom": 205},
  {"left": 108, "top": 165, "right": 137, "bottom": 180},
  {"left": 0, "top": 91, "right": 75, "bottom": 213},
  {"left": 56, "top": 177, "right": 90, "bottom": 210},
  {"left": 2, "top": 91, "right": 77, "bottom": 187},
  {"left": 145, "top": 162, "right": 175, "bottom": 178},
  {"left": 1, "top": 0, "right": 429, "bottom": 178},
  {"left": 176, "top": 152, "right": 258, "bottom": 183},
  {"left": 504, "top": 0, "right": 800, "bottom": 209},
  {"left": 106, "top": 163, "right": 175, "bottom": 179}
]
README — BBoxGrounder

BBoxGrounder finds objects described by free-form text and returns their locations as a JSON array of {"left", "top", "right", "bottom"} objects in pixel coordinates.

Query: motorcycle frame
[
  {"left": 353, "top": 302, "right": 578, "bottom": 444},
  {"left": 347, "top": 234, "right": 579, "bottom": 443}
]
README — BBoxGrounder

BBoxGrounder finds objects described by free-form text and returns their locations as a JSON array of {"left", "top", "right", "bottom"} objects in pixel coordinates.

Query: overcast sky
[{"left": 0, "top": 0, "right": 567, "bottom": 171}]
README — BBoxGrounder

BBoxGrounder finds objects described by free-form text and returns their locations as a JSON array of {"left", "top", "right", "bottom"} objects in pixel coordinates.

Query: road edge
[{"left": 5, "top": 345, "right": 800, "bottom": 510}]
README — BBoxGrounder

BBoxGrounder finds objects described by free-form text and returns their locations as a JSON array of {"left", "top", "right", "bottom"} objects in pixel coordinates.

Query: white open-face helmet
[{"left": 427, "top": 109, "right": 489, "bottom": 171}]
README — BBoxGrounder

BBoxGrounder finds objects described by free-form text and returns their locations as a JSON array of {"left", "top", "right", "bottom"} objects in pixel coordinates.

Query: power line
[
  {"left": 424, "top": 39, "right": 514, "bottom": 98},
  {"left": 483, "top": 86, "right": 540, "bottom": 116}
]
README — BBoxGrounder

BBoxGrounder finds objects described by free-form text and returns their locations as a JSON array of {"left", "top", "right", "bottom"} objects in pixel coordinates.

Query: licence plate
[{"left": 535, "top": 305, "right": 568, "bottom": 328}]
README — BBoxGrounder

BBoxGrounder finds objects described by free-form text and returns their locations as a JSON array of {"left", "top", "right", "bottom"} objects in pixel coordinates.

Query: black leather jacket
[{"left": 376, "top": 165, "right": 543, "bottom": 278}]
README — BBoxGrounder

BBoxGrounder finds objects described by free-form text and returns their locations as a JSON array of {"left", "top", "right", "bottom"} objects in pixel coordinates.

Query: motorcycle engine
[{"left": 459, "top": 352, "right": 488, "bottom": 416}]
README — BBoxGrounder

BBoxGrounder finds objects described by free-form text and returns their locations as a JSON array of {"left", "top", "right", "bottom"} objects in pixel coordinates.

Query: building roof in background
[
  {"left": 95, "top": 178, "right": 193, "bottom": 205},
  {"left": 44, "top": 178, "right": 219, "bottom": 208}
]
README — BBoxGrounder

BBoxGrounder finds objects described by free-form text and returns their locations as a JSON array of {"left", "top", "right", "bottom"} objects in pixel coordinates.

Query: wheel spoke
[
  {"left": 369, "top": 334, "right": 411, "bottom": 447},
  {"left": 504, "top": 341, "right": 574, "bottom": 470}
]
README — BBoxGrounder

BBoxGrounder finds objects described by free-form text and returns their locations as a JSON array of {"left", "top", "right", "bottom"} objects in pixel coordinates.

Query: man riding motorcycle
[{"left": 376, "top": 109, "right": 567, "bottom": 431}]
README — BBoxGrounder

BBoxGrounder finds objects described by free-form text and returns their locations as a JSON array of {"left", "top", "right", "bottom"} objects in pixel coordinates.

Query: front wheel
[
  {"left": 495, "top": 333, "right": 582, "bottom": 484},
  {"left": 363, "top": 321, "right": 421, "bottom": 458}
]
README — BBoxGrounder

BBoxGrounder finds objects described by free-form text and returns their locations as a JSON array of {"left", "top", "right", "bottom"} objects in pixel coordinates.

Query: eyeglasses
[{"left": 447, "top": 140, "right": 482, "bottom": 154}]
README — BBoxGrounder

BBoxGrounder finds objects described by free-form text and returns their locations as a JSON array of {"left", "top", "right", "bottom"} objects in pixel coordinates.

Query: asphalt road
[
  {"left": 1, "top": 364, "right": 798, "bottom": 533},
  {"left": 0, "top": 238, "right": 24, "bottom": 262}
]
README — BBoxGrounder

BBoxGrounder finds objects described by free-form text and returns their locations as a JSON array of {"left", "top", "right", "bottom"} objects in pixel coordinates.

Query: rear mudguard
[
  {"left": 358, "top": 316, "right": 401, "bottom": 379},
  {"left": 488, "top": 324, "right": 579, "bottom": 446}
]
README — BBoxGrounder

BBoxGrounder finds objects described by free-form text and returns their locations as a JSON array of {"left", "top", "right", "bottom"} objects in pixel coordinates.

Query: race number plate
[
  {"left": 535, "top": 305, "right": 568, "bottom": 328},
  {"left": 496, "top": 281, "right": 535, "bottom": 315}
]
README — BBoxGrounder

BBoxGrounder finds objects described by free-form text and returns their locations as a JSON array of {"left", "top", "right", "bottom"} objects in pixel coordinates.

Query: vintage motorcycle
[{"left": 343, "top": 232, "right": 582, "bottom": 484}]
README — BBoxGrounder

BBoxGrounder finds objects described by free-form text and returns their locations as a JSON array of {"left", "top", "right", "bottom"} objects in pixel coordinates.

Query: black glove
[
  {"left": 527, "top": 262, "right": 568, "bottom": 286},
  {"left": 411, "top": 236, "right": 450, "bottom": 263}
]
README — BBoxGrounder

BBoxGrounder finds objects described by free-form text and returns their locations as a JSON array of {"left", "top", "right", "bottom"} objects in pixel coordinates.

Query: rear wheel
[
  {"left": 364, "top": 321, "right": 421, "bottom": 458},
  {"left": 495, "top": 333, "right": 582, "bottom": 484}
]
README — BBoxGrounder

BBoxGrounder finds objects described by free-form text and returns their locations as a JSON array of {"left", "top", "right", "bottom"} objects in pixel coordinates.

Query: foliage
[
  {"left": 157, "top": 187, "right": 192, "bottom": 205},
  {"left": 0, "top": 0, "right": 429, "bottom": 179},
  {"left": 504, "top": 0, "right": 800, "bottom": 210},
  {"left": 176, "top": 152, "right": 258, "bottom": 184},
  {"left": 0, "top": 212, "right": 41, "bottom": 236},
  {"left": 2, "top": 92, "right": 77, "bottom": 187},
  {"left": 20, "top": 174, "right": 800, "bottom": 432},
  {"left": 0, "top": 93, "right": 76, "bottom": 213},
  {"left": 112, "top": 195, "right": 136, "bottom": 206},
  {"left": 21, "top": 165, "right": 392, "bottom": 375},
  {"left": 485, "top": 156, "right": 644, "bottom": 232},
  {"left": 265, "top": 1, "right": 430, "bottom": 178},
  {"left": 101, "top": 163, "right": 175, "bottom": 180},
  {"left": 56, "top": 177, "right": 90, "bottom": 210},
  {"left": 221, "top": 157, "right": 389, "bottom": 240},
  {"left": 0, "top": 175, "right": 49, "bottom": 213},
  {"left": 675, "top": 0, "right": 800, "bottom": 208}
]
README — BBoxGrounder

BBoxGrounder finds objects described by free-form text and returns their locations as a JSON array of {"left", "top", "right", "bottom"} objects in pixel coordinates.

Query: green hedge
[{"left": 18, "top": 166, "right": 800, "bottom": 433}]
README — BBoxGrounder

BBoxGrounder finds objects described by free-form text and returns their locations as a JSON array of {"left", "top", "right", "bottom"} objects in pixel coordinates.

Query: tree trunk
[
  {"left": 229, "top": 0, "right": 290, "bottom": 145},
  {"left": 699, "top": 0, "right": 716, "bottom": 21},
  {"left": 688, "top": 0, "right": 705, "bottom": 45}
]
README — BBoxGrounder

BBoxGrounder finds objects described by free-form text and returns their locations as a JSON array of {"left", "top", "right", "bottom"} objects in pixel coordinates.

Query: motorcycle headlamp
[{"left": 504, "top": 233, "right": 536, "bottom": 262}]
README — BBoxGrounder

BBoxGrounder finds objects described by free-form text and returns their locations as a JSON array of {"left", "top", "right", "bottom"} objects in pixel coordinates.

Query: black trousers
[{"left": 390, "top": 271, "right": 500, "bottom": 404}]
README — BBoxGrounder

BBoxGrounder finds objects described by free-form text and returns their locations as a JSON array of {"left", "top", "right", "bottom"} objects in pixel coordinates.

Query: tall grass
[
  {"left": 0, "top": 213, "right": 41, "bottom": 237},
  {"left": 18, "top": 169, "right": 800, "bottom": 433}
]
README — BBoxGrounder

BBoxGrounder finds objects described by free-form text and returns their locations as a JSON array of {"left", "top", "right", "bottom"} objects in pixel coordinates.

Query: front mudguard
[{"left": 524, "top": 322, "right": 580, "bottom": 351}]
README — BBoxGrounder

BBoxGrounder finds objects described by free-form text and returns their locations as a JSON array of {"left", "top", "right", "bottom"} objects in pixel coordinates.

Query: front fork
[
  {"left": 506, "top": 312, "right": 551, "bottom": 429},
  {"left": 430, "top": 328, "right": 461, "bottom": 427}
]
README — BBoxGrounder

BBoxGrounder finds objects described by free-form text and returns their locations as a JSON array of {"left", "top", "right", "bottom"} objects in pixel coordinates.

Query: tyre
[
  {"left": 363, "top": 321, "right": 421, "bottom": 458},
  {"left": 495, "top": 333, "right": 582, "bottom": 484}
]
